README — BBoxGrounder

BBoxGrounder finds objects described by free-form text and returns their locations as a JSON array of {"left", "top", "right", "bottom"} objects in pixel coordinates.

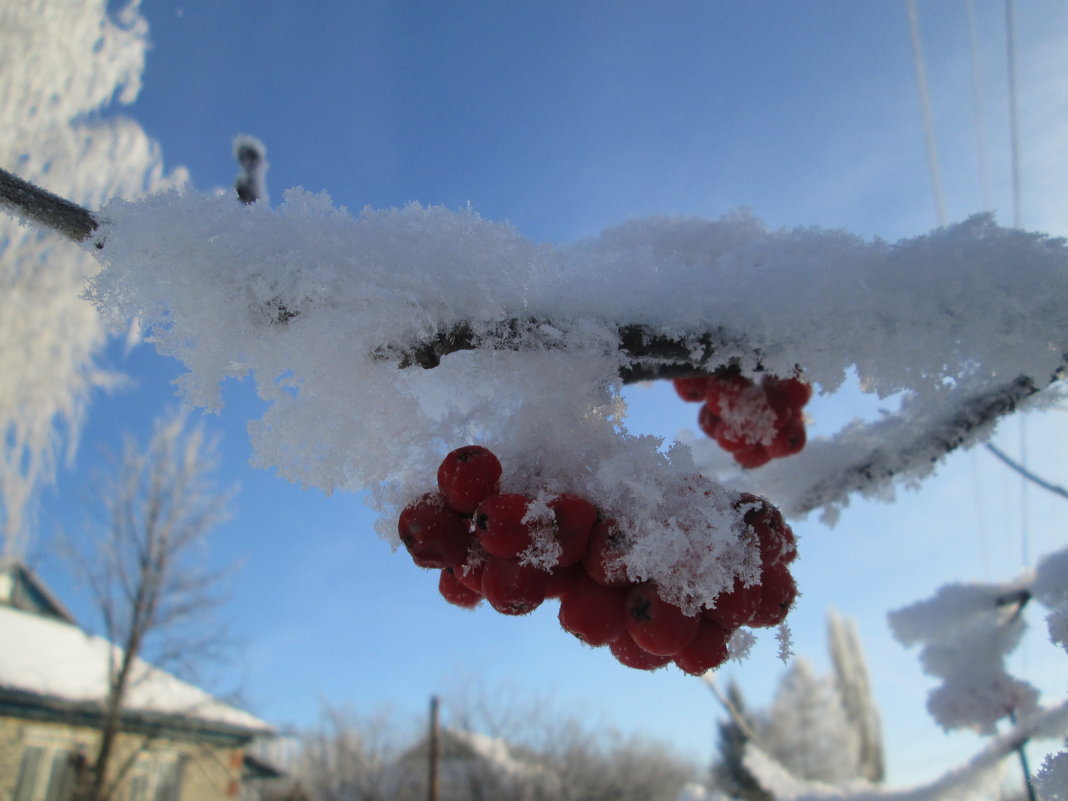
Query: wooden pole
[{"left": 428, "top": 695, "right": 440, "bottom": 801}]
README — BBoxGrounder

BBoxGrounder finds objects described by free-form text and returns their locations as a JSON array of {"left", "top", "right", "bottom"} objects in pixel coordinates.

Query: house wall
[{"left": 0, "top": 714, "right": 244, "bottom": 801}]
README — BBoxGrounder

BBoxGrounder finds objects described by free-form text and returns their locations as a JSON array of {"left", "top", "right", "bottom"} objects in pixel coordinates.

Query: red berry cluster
[
  {"left": 398, "top": 446, "right": 800, "bottom": 675},
  {"left": 673, "top": 368, "right": 812, "bottom": 469}
]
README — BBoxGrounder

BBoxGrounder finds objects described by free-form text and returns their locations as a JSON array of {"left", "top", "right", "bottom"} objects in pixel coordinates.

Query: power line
[
  {"left": 965, "top": 0, "right": 992, "bottom": 209},
  {"left": 905, "top": 0, "right": 947, "bottom": 226},
  {"left": 1004, "top": 0, "right": 1022, "bottom": 227}
]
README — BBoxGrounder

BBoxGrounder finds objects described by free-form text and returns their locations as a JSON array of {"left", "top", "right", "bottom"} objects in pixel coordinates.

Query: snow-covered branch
[
  {"left": 783, "top": 369, "right": 1064, "bottom": 517},
  {"left": 4, "top": 182, "right": 1068, "bottom": 606},
  {"left": 742, "top": 698, "right": 1068, "bottom": 801}
]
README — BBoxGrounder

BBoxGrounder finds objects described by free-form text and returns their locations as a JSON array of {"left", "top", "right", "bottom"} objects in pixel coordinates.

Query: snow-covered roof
[
  {"left": 0, "top": 560, "right": 76, "bottom": 624},
  {"left": 0, "top": 604, "right": 272, "bottom": 737},
  {"left": 402, "top": 725, "right": 554, "bottom": 784}
]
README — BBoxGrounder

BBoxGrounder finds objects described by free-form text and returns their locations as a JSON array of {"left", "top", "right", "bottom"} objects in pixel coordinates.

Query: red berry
[
  {"left": 624, "top": 582, "right": 701, "bottom": 657},
  {"left": 453, "top": 546, "right": 489, "bottom": 594},
  {"left": 703, "top": 577, "right": 762, "bottom": 629},
  {"left": 762, "top": 381, "right": 797, "bottom": 428},
  {"left": 438, "top": 567, "right": 482, "bottom": 609},
  {"left": 767, "top": 416, "right": 806, "bottom": 458},
  {"left": 698, "top": 403, "right": 724, "bottom": 440},
  {"left": 674, "top": 619, "right": 731, "bottom": 675},
  {"left": 731, "top": 443, "right": 772, "bottom": 469},
  {"left": 481, "top": 557, "right": 547, "bottom": 616},
  {"left": 548, "top": 493, "right": 597, "bottom": 567},
  {"left": 583, "top": 518, "right": 631, "bottom": 587},
  {"left": 704, "top": 370, "right": 751, "bottom": 411},
  {"left": 474, "top": 494, "right": 541, "bottom": 559},
  {"left": 777, "top": 376, "right": 813, "bottom": 409},
  {"left": 397, "top": 493, "right": 473, "bottom": 569},
  {"left": 437, "top": 446, "right": 502, "bottom": 514},
  {"left": 673, "top": 376, "right": 711, "bottom": 402},
  {"left": 558, "top": 571, "right": 628, "bottom": 646},
  {"left": 544, "top": 562, "right": 583, "bottom": 599},
  {"left": 738, "top": 494, "right": 797, "bottom": 566},
  {"left": 748, "top": 562, "right": 798, "bottom": 628},
  {"left": 610, "top": 631, "right": 672, "bottom": 670}
]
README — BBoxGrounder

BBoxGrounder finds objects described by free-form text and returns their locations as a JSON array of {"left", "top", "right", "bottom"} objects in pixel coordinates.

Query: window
[
  {"left": 42, "top": 752, "right": 83, "bottom": 801},
  {"left": 125, "top": 751, "right": 187, "bottom": 801},
  {"left": 12, "top": 746, "right": 45, "bottom": 801},
  {"left": 12, "top": 746, "right": 87, "bottom": 801},
  {"left": 152, "top": 757, "right": 186, "bottom": 801}
]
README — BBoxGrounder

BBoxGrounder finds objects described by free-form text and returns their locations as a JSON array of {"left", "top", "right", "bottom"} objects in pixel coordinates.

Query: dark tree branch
[
  {"left": 0, "top": 166, "right": 101, "bottom": 244},
  {"left": 370, "top": 318, "right": 758, "bottom": 383}
]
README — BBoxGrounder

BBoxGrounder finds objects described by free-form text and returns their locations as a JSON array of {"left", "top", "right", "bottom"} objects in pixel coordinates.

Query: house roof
[
  {"left": 401, "top": 726, "right": 547, "bottom": 778},
  {"left": 0, "top": 560, "right": 77, "bottom": 624},
  {"left": 0, "top": 603, "right": 272, "bottom": 739}
]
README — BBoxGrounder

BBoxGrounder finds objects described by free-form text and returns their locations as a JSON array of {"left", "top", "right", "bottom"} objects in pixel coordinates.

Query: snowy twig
[
  {"left": 702, "top": 673, "right": 766, "bottom": 746},
  {"left": 0, "top": 166, "right": 100, "bottom": 244},
  {"left": 793, "top": 371, "right": 1063, "bottom": 516},
  {"left": 233, "top": 135, "right": 268, "bottom": 205},
  {"left": 985, "top": 441, "right": 1068, "bottom": 502}
]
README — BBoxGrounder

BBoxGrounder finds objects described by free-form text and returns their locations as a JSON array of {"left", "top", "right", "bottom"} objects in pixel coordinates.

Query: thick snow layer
[
  {"left": 0, "top": 605, "right": 271, "bottom": 734},
  {"left": 86, "top": 190, "right": 1068, "bottom": 609}
]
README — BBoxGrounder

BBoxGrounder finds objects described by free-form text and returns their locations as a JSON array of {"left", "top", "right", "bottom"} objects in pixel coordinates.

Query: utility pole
[{"left": 428, "top": 695, "right": 440, "bottom": 801}]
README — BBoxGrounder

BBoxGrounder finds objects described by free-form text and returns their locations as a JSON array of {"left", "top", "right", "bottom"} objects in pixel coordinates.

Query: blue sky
[{"left": 25, "top": 0, "right": 1068, "bottom": 786}]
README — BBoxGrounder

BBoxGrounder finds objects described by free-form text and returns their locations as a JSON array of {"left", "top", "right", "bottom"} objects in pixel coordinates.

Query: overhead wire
[
  {"left": 965, "top": 0, "right": 992, "bottom": 209},
  {"left": 905, "top": 0, "right": 947, "bottom": 226},
  {"left": 1004, "top": 0, "right": 1022, "bottom": 228}
]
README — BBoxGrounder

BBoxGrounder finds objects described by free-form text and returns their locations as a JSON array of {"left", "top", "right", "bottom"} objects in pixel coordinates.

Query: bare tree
[
  {"left": 63, "top": 409, "right": 236, "bottom": 801},
  {"left": 289, "top": 704, "right": 415, "bottom": 801},
  {"left": 282, "top": 689, "right": 696, "bottom": 801}
]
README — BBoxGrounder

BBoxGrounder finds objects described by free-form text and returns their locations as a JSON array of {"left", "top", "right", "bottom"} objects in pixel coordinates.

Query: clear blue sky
[{"left": 29, "top": 0, "right": 1068, "bottom": 786}]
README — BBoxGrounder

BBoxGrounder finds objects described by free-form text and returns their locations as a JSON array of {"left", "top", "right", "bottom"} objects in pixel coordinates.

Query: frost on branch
[
  {"left": 0, "top": 0, "right": 186, "bottom": 557},
  {"left": 740, "top": 698, "right": 1068, "bottom": 801},
  {"left": 888, "top": 548, "right": 1068, "bottom": 734},
  {"left": 1037, "top": 751, "right": 1068, "bottom": 801},
  {"left": 1034, "top": 547, "right": 1068, "bottom": 654},
  {"left": 77, "top": 188, "right": 1068, "bottom": 609}
]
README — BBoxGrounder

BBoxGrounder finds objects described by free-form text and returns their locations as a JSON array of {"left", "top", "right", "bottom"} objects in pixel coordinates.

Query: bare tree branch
[{"left": 0, "top": 166, "right": 100, "bottom": 244}]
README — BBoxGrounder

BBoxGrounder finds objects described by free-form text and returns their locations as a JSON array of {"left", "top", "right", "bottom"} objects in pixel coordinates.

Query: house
[
  {"left": 0, "top": 560, "right": 276, "bottom": 801},
  {"left": 394, "top": 725, "right": 562, "bottom": 800}
]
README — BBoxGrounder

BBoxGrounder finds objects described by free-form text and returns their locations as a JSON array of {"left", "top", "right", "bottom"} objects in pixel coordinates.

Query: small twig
[
  {"left": 985, "top": 441, "right": 1068, "bottom": 502},
  {"left": 233, "top": 135, "right": 268, "bottom": 205},
  {"left": 702, "top": 674, "right": 765, "bottom": 746},
  {"left": 0, "top": 166, "right": 100, "bottom": 244}
]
